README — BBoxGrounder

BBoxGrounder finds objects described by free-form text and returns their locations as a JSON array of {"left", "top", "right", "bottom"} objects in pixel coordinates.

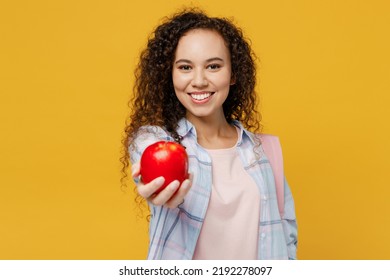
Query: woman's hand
[{"left": 131, "top": 162, "right": 192, "bottom": 209}]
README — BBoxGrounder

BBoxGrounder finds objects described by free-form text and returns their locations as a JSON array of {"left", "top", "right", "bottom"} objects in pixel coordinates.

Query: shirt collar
[
  {"left": 231, "top": 120, "right": 257, "bottom": 146},
  {"left": 177, "top": 118, "right": 257, "bottom": 146},
  {"left": 176, "top": 118, "right": 195, "bottom": 138}
]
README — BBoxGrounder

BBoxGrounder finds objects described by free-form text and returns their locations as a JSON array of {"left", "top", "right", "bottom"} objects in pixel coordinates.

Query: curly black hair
[{"left": 121, "top": 8, "right": 261, "bottom": 190}]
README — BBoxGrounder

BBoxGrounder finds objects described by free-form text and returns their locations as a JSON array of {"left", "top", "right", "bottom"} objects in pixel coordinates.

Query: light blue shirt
[{"left": 130, "top": 118, "right": 297, "bottom": 259}]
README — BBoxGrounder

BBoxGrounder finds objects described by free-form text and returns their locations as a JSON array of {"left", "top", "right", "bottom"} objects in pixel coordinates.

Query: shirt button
[
  {"left": 261, "top": 233, "right": 266, "bottom": 239},
  {"left": 263, "top": 196, "right": 268, "bottom": 201}
]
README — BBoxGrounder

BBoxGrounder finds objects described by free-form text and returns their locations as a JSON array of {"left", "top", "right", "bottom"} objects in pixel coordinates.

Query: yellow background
[{"left": 1, "top": 0, "right": 389, "bottom": 259}]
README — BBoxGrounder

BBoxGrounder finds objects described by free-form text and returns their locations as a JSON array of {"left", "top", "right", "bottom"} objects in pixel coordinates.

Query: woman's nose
[{"left": 191, "top": 69, "right": 208, "bottom": 87}]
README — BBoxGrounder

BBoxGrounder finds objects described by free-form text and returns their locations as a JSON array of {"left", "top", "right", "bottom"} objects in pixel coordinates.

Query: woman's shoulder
[
  {"left": 129, "top": 125, "right": 173, "bottom": 163},
  {"left": 258, "top": 133, "right": 279, "bottom": 140},
  {"left": 136, "top": 125, "right": 169, "bottom": 136},
  {"left": 232, "top": 121, "right": 280, "bottom": 145},
  {"left": 133, "top": 125, "right": 172, "bottom": 143}
]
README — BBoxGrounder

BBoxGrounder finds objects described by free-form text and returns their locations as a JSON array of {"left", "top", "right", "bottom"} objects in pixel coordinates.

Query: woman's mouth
[{"left": 188, "top": 92, "right": 214, "bottom": 103}]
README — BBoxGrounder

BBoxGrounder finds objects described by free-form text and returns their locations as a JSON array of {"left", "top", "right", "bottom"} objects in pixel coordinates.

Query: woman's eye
[
  {"left": 208, "top": 64, "right": 221, "bottom": 70},
  {"left": 179, "top": 65, "right": 192, "bottom": 71}
]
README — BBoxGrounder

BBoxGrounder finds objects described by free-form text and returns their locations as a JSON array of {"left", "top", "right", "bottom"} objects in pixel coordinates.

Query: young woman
[{"left": 121, "top": 9, "right": 297, "bottom": 260}]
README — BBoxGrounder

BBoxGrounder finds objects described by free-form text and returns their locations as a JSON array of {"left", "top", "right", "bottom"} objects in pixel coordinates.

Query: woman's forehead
[{"left": 174, "top": 29, "right": 230, "bottom": 61}]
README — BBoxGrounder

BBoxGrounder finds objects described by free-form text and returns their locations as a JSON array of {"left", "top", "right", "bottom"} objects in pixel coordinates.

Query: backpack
[{"left": 260, "top": 134, "right": 285, "bottom": 218}]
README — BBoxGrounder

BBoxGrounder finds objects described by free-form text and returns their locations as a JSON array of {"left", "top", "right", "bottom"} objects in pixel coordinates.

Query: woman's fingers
[
  {"left": 164, "top": 177, "right": 192, "bottom": 209},
  {"left": 132, "top": 162, "right": 165, "bottom": 198},
  {"left": 132, "top": 161, "right": 193, "bottom": 208},
  {"left": 137, "top": 176, "right": 165, "bottom": 199},
  {"left": 149, "top": 180, "right": 180, "bottom": 206}
]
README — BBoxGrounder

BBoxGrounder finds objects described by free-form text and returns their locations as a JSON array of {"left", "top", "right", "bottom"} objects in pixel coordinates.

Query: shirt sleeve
[
  {"left": 282, "top": 177, "right": 298, "bottom": 260},
  {"left": 129, "top": 126, "right": 172, "bottom": 164}
]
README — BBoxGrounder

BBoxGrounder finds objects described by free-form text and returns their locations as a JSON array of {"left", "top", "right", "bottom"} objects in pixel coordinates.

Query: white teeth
[{"left": 191, "top": 93, "right": 211, "bottom": 100}]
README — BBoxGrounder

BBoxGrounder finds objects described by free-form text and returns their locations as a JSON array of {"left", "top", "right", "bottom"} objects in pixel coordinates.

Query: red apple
[{"left": 140, "top": 141, "right": 189, "bottom": 194}]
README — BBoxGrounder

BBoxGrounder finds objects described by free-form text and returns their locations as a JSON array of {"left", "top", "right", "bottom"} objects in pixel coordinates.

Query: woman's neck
[{"left": 186, "top": 114, "right": 238, "bottom": 149}]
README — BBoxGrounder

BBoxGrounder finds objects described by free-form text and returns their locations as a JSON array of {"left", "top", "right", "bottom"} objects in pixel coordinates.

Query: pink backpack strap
[{"left": 260, "top": 134, "right": 285, "bottom": 218}]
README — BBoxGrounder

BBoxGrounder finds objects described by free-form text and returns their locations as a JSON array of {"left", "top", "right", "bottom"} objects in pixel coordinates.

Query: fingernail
[
  {"left": 181, "top": 179, "right": 189, "bottom": 190},
  {"left": 155, "top": 177, "right": 165, "bottom": 185},
  {"left": 169, "top": 180, "right": 180, "bottom": 191}
]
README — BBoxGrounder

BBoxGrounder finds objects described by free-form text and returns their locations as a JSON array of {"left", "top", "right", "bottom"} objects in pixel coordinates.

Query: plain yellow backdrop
[{"left": 1, "top": 0, "right": 389, "bottom": 259}]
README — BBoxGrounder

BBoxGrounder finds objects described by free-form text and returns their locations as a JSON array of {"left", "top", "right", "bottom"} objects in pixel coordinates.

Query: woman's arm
[{"left": 129, "top": 126, "right": 192, "bottom": 208}]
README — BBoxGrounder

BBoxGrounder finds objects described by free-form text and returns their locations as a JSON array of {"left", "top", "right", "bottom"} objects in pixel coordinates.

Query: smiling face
[{"left": 172, "top": 29, "right": 234, "bottom": 123}]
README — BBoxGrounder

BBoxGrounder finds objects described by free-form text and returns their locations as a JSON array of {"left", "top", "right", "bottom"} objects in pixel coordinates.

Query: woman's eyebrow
[
  {"left": 206, "top": 57, "right": 224, "bottom": 63},
  {"left": 175, "top": 59, "right": 192, "bottom": 64},
  {"left": 175, "top": 57, "right": 224, "bottom": 64}
]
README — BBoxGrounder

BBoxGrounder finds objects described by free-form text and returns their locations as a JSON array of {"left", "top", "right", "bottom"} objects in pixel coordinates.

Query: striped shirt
[{"left": 130, "top": 118, "right": 298, "bottom": 260}]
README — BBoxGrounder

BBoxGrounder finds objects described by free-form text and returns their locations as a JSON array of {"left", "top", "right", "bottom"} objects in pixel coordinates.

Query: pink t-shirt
[{"left": 192, "top": 143, "right": 261, "bottom": 260}]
